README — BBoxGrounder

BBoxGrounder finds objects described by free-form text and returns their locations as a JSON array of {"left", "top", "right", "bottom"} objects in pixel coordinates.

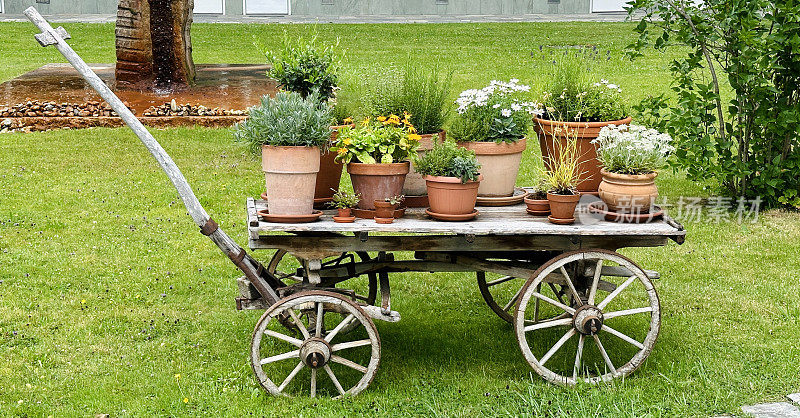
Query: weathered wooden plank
[
  {"left": 249, "top": 234, "right": 671, "bottom": 257},
  {"left": 250, "top": 199, "right": 685, "bottom": 238}
]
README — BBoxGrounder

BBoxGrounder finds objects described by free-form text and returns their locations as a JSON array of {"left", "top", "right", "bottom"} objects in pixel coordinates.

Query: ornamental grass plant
[
  {"left": 542, "top": 125, "right": 585, "bottom": 194},
  {"left": 369, "top": 64, "right": 452, "bottom": 135}
]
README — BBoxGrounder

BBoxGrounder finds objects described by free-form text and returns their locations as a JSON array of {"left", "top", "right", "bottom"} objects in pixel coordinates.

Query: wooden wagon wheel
[
  {"left": 514, "top": 249, "right": 660, "bottom": 385},
  {"left": 267, "top": 250, "right": 378, "bottom": 305},
  {"left": 251, "top": 291, "right": 381, "bottom": 398}
]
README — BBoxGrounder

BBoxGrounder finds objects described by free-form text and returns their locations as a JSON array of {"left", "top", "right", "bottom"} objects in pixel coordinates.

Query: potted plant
[
  {"left": 331, "top": 115, "right": 420, "bottom": 212},
  {"left": 369, "top": 65, "right": 452, "bottom": 200},
  {"left": 261, "top": 32, "right": 346, "bottom": 205},
  {"left": 374, "top": 195, "right": 404, "bottom": 224},
  {"left": 235, "top": 92, "right": 333, "bottom": 216},
  {"left": 524, "top": 180, "right": 550, "bottom": 216},
  {"left": 414, "top": 141, "right": 482, "bottom": 220},
  {"left": 450, "top": 79, "right": 539, "bottom": 198},
  {"left": 532, "top": 47, "right": 631, "bottom": 194},
  {"left": 593, "top": 124, "right": 674, "bottom": 213},
  {"left": 542, "top": 125, "right": 584, "bottom": 225},
  {"left": 328, "top": 189, "right": 360, "bottom": 223}
]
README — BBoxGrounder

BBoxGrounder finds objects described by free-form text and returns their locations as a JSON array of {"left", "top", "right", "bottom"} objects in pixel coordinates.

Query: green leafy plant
[
  {"left": 258, "top": 31, "right": 342, "bottom": 103},
  {"left": 592, "top": 124, "right": 674, "bottom": 175},
  {"left": 328, "top": 189, "right": 360, "bottom": 209},
  {"left": 542, "top": 125, "right": 583, "bottom": 195},
  {"left": 414, "top": 140, "right": 481, "bottom": 183},
  {"left": 384, "top": 195, "right": 405, "bottom": 206},
  {"left": 449, "top": 80, "right": 538, "bottom": 144},
  {"left": 627, "top": 0, "right": 800, "bottom": 207},
  {"left": 532, "top": 47, "right": 628, "bottom": 122},
  {"left": 369, "top": 64, "right": 452, "bottom": 135},
  {"left": 234, "top": 92, "right": 333, "bottom": 154},
  {"left": 331, "top": 115, "right": 420, "bottom": 164},
  {"left": 527, "top": 179, "right": 549, "bottom": 200}
]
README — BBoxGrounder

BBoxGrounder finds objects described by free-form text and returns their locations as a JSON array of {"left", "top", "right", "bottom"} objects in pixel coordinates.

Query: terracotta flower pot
[
  {"left": 547, "top": 192, "right": 581, "bottom": 223},
  {"left": 347, "top": 162, "right": 410, "bottom": 210},
  {"left": 337, "top": 208, "right": 352, "bottom": 218},
  {"left": 457, "top": 138, "right": 527, "bottom": 197},
  {"left": 261, "top": 145, "right": 320, "bottom": 215},
  {"left": 373, "top": 200, "right": 397, "bottom": 219},
  {"left": 524, "top": 195, "right": 550, "bottom": 215},
  {"left": 333, "top": 207, "right": 356, "bottom": 223},
  {"left": 424, "top": 174, "right": 482, "bottom": 215},
  {"left": 403, "top": 131, "right": 446, "bottom": 196},
  {"left": 534, "top": 117, "right": 632, "bottom": 194},
  {"left": 598, "top": 169, "right": 658, "bottom": 214},
  {"left": 313, "top": 124, "right": 353, "bottom": 202}
]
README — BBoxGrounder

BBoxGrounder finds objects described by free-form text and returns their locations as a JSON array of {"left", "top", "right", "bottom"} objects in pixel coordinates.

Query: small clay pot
[
  {"left": 547, "top": 191, "right": 581, "bottom": 224},
  {"left": 524, "top": 195, "right": 550, "bottom": 215},
  {"left": 424, "top": 174, "right": 482, "bottom": 215},
  {"left": 598, "top": 169, "right": 658, "bottom": 214},
  {"left": 373, "top": 200, "right": 397, "bottom": 221},
  {"left": 333, "top": 207, "right": 356, "bottom": 223}
]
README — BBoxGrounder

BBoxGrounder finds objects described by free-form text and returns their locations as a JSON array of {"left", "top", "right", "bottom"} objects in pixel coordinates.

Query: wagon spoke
[
  {"left": 540, "top": 328, "right": 576, "bottom": 366},
  {"left": 325, "top": 314, "right": 355, "bottom": 343},
  {"left": 597, "top": 276, "right": 637, "bottom": 310},
  {"left": 287, "top": 309, "right": 311, "bottom": 339},
  {"left": 533, "top": 284, "right": 541, "bottom": 323},
  {"left": 324, "top": 365, "right": 346, "bottom": 395},
  {"left": 523, "top": 317, "right": 572, "bottom": 332},
  {"left": 531, "top": 291, "right": 576, "bottom": 314},
  {"left": 331, "top": 355, "right": 368, "bottom": 373},
  {"left": 601, "top": 324, "right": 645, "bottom": 350},
  {"left": 278, "top": 361, "right": 305, "bottom": 392},
  {"left": 331, "top": 339, "right": 372, "bottom": 352},
  {"left": 573, "top": 334, "right": 585, "bottom": 380},
  {"left": 260, "top": 349, "right": 300, "bottom": 365},
  {"left": 315, "top": 302, "right": 324, "bottom": 338},
  {"left": 487, "top": 275, "right": 517, "bottom": 287},
  {"left": 592, "top": 334, "right": 616, "bottom": 373},
  {"left": 559, "top": 266, "right": 583, "bottom": 306},
  {"left": 588, "top": 259, "right": 603, "bottom": 305},
  {"left": 263, "top": 329, "right": 303, "bottom": 347},
  {"left": 603, "top": 307, "right": 653, "bottom": 319},
  {"left": 310, "top": 368, "right": 317, "bottom": 398},
  {"left": 502, "top": 285, "right": 525, "bottom": 312}
]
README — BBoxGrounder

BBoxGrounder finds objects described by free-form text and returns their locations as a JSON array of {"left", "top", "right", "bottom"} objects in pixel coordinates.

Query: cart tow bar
[{"left": 23, "top": 7, "right": 281, "bottom": 306}]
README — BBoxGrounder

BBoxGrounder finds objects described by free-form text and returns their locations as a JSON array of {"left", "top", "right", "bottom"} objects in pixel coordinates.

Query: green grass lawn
[{"left": 1, "top": 22, "right": 799, "bottom": 417}]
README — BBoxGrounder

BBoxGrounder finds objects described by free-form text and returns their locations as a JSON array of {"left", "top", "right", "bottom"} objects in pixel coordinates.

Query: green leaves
[
  {"left": 414, "top": 140, "right": 481, "bottom": 183},
  {"left": 233, "top": 92, "right": 334, "bottom": 153}
]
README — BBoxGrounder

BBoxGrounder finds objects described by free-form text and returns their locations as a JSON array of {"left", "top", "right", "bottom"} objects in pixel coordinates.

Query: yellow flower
[
  {"left": 343, "top": 138, "right": 352, "bottom": 146},
  {"left": 183, "top": 398, "right": 189, "bottom": 403},
  {"left": 408, "top": 133, "right": 422, "bottom": 141},
  {"left": 407, "top": 125, "right": 417, "bottom": 134},
  {"left": 174, "top": 373, "right": 181, "bottom": 380},
  {"left": 388, "top": 114, "right": 401, "bottom": 125},
  {"left": 376, "top": 116, "right": 387, "bottom": 122},
  {"left": 337, "top": 147, "right": 348, "bottom": 155},
  {"left": 361, "top": 117, "right": 371, "bottom": 127},
  {"left": 343, "top": 117, "right": 353, "bottom": 124}
]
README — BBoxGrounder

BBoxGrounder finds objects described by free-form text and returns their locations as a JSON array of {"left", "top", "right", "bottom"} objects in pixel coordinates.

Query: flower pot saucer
[
  {"left": 587, "top": 202, "right": 664, "bottom": 223},
  {"left": 257, "top": 209, "right": 323, "bottom": 224},
  {"left": 352, "top": 207, "right": 406, "bottom": 220},
  {"left": 333, "top": 215, "right": 356, "bottom": 223},
  {"left": 374, "top": 217, "right": 394, "bottom": 224},
  {"left": 547, "top": 215, "right": 575, "bottom": 225},
  {"left": 260, "top": 192, "right": 333, "bottom": 209},
  {"left": 526, "top": 209, "right": 550, "bottom": 216},
  {"left": 476, "top": 188, "right": 526, "bottom": 207},
  {"left": 425, "top": 208, "right": 480, "bottom": 222}
]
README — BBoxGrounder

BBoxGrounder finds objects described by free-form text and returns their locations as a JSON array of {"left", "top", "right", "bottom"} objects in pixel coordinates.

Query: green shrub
[
  {"left": 627, "top": 0, "right": 800, "bottom": 207},
  {"left": 369, "top": 64, "right": 452, "bottom": 135},
  {"left": 259, "top": 31, "right": 341, "bottom": 103},
  {"left": 329, "top": 189, "right": 360, "bottom": 209},
  {"left": 414, "top": 141, "right": 481, "bottom": 183},
  {"left": 532, "top": 47, "right": 628, "bottom": 122},
  {"left": 234, "top": 92, "right": 333, "bottom": 153}
]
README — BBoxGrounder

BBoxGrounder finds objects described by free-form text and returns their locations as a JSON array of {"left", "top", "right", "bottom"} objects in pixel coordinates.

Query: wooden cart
[
  {"left": 240, "top": 199, "right": 685, "bottom": 397},
  {"left": 24, "top": 12, "right": 686, "bottom": 399}
]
